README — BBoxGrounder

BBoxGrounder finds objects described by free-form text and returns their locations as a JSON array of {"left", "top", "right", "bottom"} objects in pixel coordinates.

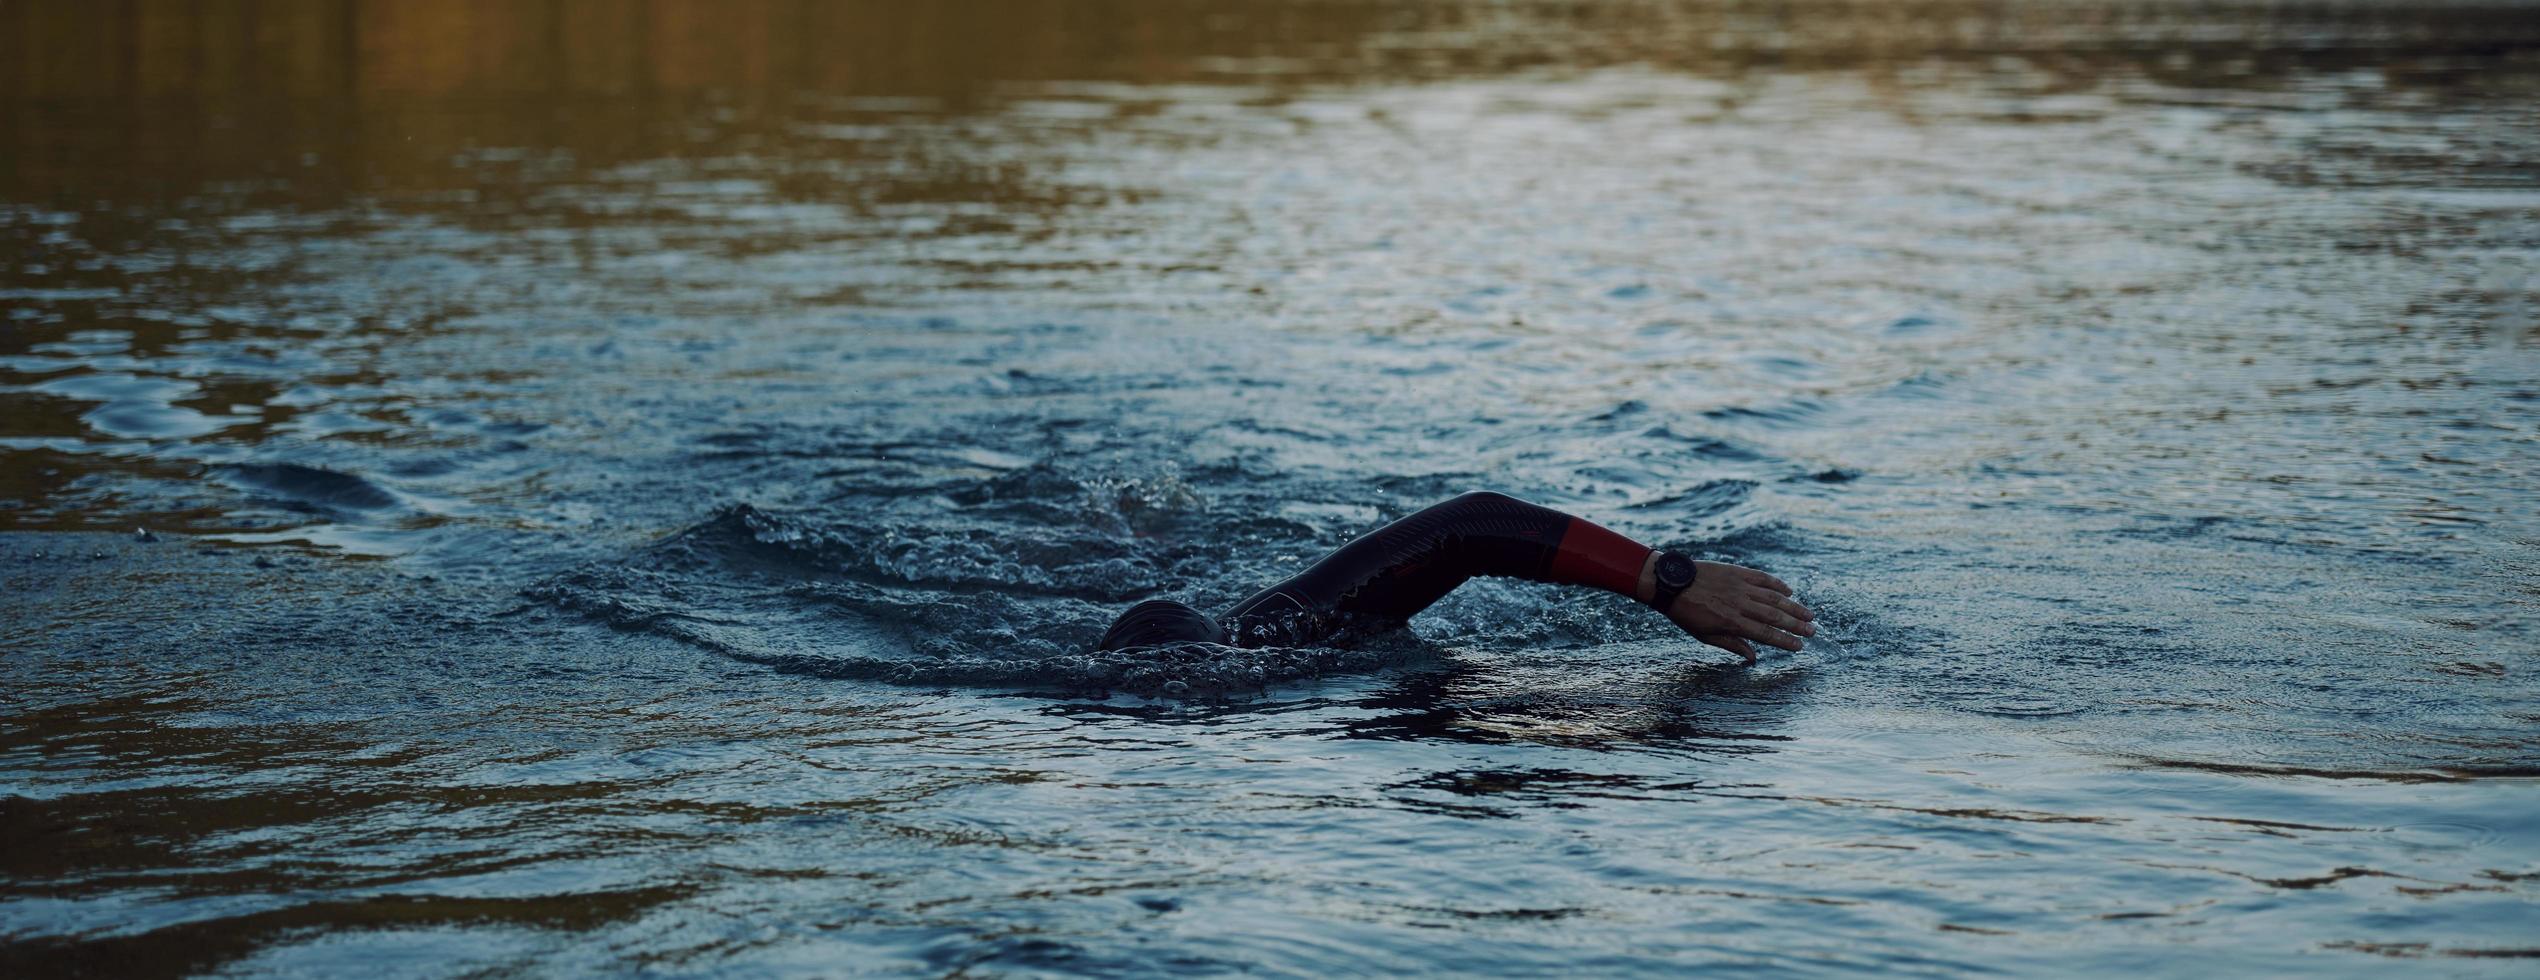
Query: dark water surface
[{"left": 6, "top": 1, "right": 2539, "bottom": 974}]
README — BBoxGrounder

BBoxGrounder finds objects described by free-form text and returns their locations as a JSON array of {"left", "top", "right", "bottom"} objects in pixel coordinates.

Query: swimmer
[{"left": 1099, "top": 490, "right": 1813, "bottom": 662}]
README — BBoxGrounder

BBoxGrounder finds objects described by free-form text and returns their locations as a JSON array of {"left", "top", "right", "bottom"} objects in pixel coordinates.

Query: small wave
[
  {"left": 2117, "top": 755, "right": 2540, "bottom": 783},
  {"left": 528, "top": 549, "right": 1436, "bottom": 698},
  {"left": 947, "top": 461, "right": 1209, "bottom": 534},
  {"left": 1624, "top": 478, "right": 1755, "bottom": 515},
  {"left": 629, "top": 503, "right": 1173, "bottom": 599},
  {"left": 1880, "top": 372, "right": 1951, "bottom": 400},
  {"left": 1966, "top": 697, "right": 2088, "bottom": 718},
  {"left": 736, "top": 637, "right": 1437, "bottom": 698},
  {"left": 525, "top": 480, "right": 1431, "bottom": 695},
  {"left": 1700, "top": 400, "right": 1826, "bottom": 428},
  {"left": 1638, "top": 427, "right": 1766, "bottom": 461},
  {"left": 1882, "top": 312, "right": 1964, "bottom": 335},
  {"left": 219, "top": 463, "right": 405, "bottom": 513},
  {"left": 1587, "top": 400, "right": 1648, "bottom": 422}
]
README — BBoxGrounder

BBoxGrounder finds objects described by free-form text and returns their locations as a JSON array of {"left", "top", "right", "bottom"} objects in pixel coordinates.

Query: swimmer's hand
[{"left": 1662, "top": 561, "right": 1813, "bottom": 664}]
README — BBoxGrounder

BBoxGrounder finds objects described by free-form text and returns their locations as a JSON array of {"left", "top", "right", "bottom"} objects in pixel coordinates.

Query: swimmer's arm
[
  {"left": 1297, "top": 491, "right": 1813, "bottom": 661},
  {"left": 1449, "top": 494, "right": 1813, "bottom": 662}
]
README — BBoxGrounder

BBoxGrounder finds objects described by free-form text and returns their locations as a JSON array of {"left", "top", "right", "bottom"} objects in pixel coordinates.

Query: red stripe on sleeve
[{"left": 1545, "top": 517, "right": 1651, "bottom": 599}]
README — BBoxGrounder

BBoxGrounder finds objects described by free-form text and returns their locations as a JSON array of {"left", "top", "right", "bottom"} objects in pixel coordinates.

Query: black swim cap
[{"left": 1099, "top": 599, "right": 1226, "bottom": 650}]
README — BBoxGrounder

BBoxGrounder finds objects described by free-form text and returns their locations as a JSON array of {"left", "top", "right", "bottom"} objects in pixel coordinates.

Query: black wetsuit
[{"left": 1100, "top": 491, "right": 1653, "bottom": 650}]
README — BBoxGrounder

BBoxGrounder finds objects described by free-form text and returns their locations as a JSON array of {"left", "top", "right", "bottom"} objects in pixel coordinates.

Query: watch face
[{"left": 1657, "top": 553, "right": 1697, "bottom": 589}]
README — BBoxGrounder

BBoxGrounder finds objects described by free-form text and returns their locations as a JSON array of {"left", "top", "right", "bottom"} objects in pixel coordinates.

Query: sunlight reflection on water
[{"left": 5, "top": 1, "right": 2539, "bottom": 975}]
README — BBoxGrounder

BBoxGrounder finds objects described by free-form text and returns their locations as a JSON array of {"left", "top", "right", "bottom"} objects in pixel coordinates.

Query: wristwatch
[{"left": 1649, "top": 551, "right": 1698, "bottom": 610}]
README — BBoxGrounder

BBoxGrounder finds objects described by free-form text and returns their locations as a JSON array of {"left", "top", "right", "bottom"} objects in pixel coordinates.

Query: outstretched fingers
[
  {"left": 1740, "top": 568, "right": 1794, "bottom": 596},
  {"left": 1745, "top": 622, "right": 1807, "bottom": 652},
  {"left": 1696, "top": 633, "right": 1759, "bottom": 664},
  {"left": 1748, "top": 587, "right": 1812, "bottom": 623},
  {"left": 1740, "top": 596, "right": 1814, "bottom": 639},
  {"left": 1724, "top": 603, "right": 1806, "bottom": 651}
]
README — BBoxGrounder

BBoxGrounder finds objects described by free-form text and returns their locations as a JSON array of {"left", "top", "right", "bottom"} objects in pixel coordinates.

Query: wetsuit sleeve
[{"left": 1218, "top": 491, "right": 1653, "bottom": 646}]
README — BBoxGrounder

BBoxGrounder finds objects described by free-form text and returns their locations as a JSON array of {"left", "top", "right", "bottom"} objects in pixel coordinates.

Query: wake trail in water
[{"left": 524, "top": 458, "right": 1809, "bottom": 696}]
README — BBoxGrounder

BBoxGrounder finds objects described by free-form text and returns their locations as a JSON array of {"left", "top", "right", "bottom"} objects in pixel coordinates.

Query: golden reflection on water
[
  {"left": 7, "top": 2, "right": 2540, "bottom": 976},
  {"left": 7, "top": 0, "right": 2528, "bottom": 201}
]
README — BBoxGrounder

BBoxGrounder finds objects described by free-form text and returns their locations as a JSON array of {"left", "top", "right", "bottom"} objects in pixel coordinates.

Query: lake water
[{"left": 5, "top": 1, "right": 2538, "bottom": 975}]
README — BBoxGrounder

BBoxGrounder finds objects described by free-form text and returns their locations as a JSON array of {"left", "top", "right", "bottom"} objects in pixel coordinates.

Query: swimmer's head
[{"left": 1099, "top": 599, "right": 1225, "bottom": 650}]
